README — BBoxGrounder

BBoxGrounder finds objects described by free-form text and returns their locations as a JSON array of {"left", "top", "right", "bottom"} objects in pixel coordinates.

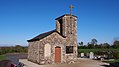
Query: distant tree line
[
  {"left": 78, "top": 38, "right": 119, "bottom": 49},
  {"left": 78, "top": 39, "right": 119, "bottom": 59},
  {"left": 0, "top": 45, "right": 28, "bottom": 55}
]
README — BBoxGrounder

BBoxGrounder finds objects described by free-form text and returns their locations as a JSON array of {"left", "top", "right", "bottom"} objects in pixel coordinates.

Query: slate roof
[
  {"left": 27, "top": 30, "right": 56, "bottom": 42},
  {"left": 27, "top": 29, "right": 66, "bottom": 42}
]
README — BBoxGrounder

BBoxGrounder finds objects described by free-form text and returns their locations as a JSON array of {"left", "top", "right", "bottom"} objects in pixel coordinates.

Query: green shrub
[{"left": 113, "top": 52, "right": 119, "bottom": 59}]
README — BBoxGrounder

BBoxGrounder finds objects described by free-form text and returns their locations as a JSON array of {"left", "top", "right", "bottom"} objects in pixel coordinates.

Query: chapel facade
[{"left": 27, "top": 14, "right": 78, "bottom": 64}]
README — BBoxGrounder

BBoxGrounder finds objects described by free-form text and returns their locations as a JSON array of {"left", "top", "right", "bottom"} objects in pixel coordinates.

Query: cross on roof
[{"left": 69, "top": 4, "right": 74, "bottom": 15}]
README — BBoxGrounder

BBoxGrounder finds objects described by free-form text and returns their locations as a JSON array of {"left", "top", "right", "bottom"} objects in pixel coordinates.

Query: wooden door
[{"left": 55, "top": 47, "right": 61, "bottom": 63}]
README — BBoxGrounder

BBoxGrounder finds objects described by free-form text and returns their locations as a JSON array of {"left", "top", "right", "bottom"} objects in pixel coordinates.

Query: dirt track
[{"left": 19, "top": 58, "right": 109, "bottom": 67}]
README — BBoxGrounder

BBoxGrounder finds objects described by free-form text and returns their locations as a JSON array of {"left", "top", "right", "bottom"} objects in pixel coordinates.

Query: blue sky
[{"left": 0, "top": 0, "right": 119, "bottom": 46}]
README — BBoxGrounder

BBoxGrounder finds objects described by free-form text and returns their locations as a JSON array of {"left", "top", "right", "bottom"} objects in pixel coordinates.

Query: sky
[{"left": 0, "top": 0, "right": 119, "bottom": 46}]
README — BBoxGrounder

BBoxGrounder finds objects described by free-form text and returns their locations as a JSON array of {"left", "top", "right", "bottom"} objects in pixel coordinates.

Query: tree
[
  {"left": 94, "top": 44, "right": 99, "bottom": 48},
  {"left": 91, "top": 38, "right": 98, "bottom": 45},
  {"left": 79, "top": 41, "right": 83, "bottom": 46},
  {"left": 87, "top": 42, "right": 94, "bottom": 49},
  {"left": 78, "top": 41, "right": 84, "bottom": 49},
  {"left": 112, "top": 40, "right": 119, "bottom": 48},
  {"left": 102, "top": 43, "right": 110, "bottom": 48}
]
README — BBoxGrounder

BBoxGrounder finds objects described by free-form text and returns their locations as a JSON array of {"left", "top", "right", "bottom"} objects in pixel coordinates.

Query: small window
[{"left": 66, "top": 46, "right": 73, "bottom": 54}]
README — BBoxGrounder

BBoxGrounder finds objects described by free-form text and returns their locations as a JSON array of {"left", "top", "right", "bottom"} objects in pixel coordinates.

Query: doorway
[{"left": 55, "top": 47, "right": 61, "bottom": 63}]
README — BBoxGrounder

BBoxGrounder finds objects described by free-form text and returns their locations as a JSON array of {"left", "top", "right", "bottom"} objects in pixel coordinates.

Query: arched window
[{"left": 44, "top": 43, "right": 51, "bottom": 57}]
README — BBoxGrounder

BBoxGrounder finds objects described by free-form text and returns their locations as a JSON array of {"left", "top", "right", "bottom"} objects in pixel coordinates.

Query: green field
[
  {"left": 0, "top": 55, "right": 6, "bottom": 61},
  {"left": 78, "top": 48, "right": 119, "bottom": 53}
]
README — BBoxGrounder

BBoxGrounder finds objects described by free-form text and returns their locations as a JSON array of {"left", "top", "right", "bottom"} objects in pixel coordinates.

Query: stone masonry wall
[
  {"left": 28, "top": 41, "right": 40, "bottom": 64},
  {"left": 28, "top": 31, "right": 77, "bottom": 64},
  {"left": 28, "top": 14, "right": 78, "bottom": 65}
]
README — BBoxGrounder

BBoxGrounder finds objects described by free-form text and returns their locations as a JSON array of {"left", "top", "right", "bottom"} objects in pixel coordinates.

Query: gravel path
[{"left": 19, "top": 58, "right": 109, "bottom": 67}]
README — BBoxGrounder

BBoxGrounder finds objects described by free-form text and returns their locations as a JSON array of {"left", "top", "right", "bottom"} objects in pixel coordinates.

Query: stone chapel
[{"left": 27, "top": 14, "right": 78, "bottom": 64}]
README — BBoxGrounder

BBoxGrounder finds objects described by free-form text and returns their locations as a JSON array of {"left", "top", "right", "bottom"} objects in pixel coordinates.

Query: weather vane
[{"left": 69, "top": 4, "right": 74, "bottom": 15}]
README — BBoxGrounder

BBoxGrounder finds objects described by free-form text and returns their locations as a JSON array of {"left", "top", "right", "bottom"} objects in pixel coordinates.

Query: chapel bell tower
[{"left": 55, "top": 14, "right": 77, "bottom": 37}]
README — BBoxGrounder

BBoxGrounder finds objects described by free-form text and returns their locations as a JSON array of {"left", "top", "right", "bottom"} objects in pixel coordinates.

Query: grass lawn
[{"left": 0, "top": 55, "right": 6, "bottom": 61}]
